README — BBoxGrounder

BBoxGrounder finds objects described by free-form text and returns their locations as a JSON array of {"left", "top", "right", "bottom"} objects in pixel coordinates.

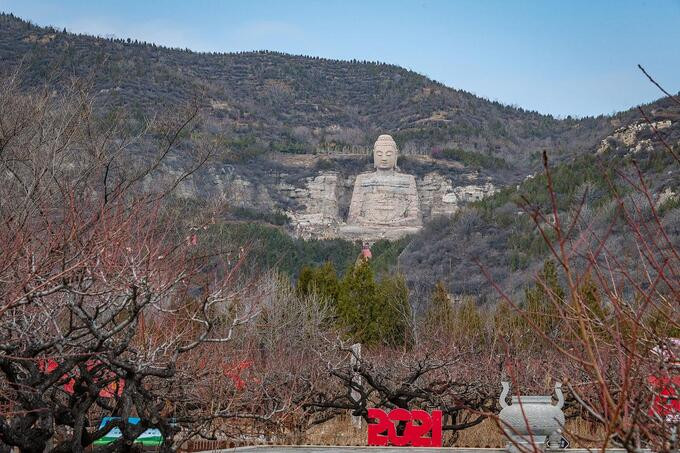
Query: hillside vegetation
[
  {"left": 2, "top": 11, "right": 678, "bottom": 305},
  {"left": 0, "top": 12, "right": 645, "bottom": 171},
  {"left": 400, "top": 130, "right": 680, "bottom": 302}
]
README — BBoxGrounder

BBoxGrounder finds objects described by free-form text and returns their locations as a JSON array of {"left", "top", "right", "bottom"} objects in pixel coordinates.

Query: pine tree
[
  {"left": 524, "top": 260, "right": 564, "bottom": 339},
  {"left": 457, "top": 297, "right": 484, "bottom": 341},
  {"left": 336, "top": 262, "right": 411, "bottom": 346},
  {"left": 296, "top": 265, "right": 314, "bottom": 297},
  {"left": 376, "top": 274, "right": 411, "bottom": 346},
  {"left": 296, "top": 262, "right": 340, "bottom": 307},
  {"left": 573, "top": 273, "right": 616, "bottom": 341},
  {"left": 578, "top": 273, "right": 607, "bottom": 321},
  {"left": 338, "top": 260, "right": 379, "bottom": 344},
  {"left": 315, "top": 261, "right": 341, "bottom": 305},
  {"left": 424, "top": 280, "right": 455, "bottom": 332},
  {"left": 493, "top": 300, "right": 525, "bottom": 345}
]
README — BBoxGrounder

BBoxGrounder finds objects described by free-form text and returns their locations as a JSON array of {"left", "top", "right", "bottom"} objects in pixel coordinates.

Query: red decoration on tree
[
  {"left": 367, "top": 408, "right": 442, "bottom": 447},
  {"left": 649, "top": 375, "right": 680, "bottom": 421},
  {"left": 222, "top": 359, "right": 254, "bottom": 391},
  {"left": 40, "top": 359, "right": 124, "bottom": 398}
]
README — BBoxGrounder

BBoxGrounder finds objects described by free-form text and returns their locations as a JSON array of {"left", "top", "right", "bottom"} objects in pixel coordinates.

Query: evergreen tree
[
  {"left": 296, "top": 262, "right": 340, "bottom": 307},
  {"left": 456, "top": 298, "right": 485, "bottom": 342},
  {"left": 524, "top": 260, "right": 564, "bottom": 338},
  {"left": 337, "top": 261, "right": 411, "bottom": 346},
  {"left": 578, "top": 273, "right": 607, "bottom": 321},
  {"left": 376, "top": 274, "right": 411, "bottom": 346},
  {"left": 574, "top": 273, "right": 616, "bottom": 340},
  {"left": 338, "top": 260, "right": 378, "bottom": 343},
  {"left": 424, "top": 280, "right": 455, "bottom": 332},
  {"left": 314, "top": 261, "right": 341, "bottom": 305},
  {"left": 296, "top": 265, "right": 314, "bottom": 297},
  {"left": 298, "top": 260, "right": 412, "bottom": 346},
  {"left": 493, "top": 300, "right": 525, "bottom": 345}
]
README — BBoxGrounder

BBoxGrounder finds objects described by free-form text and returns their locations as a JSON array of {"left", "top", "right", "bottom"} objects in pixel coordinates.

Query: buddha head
[{"left": 373, "top": 134, "right": 398, "bottom": 171}]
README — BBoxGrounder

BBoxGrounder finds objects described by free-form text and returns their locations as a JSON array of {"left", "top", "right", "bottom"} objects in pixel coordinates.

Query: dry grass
[
  {"left": 450, "top": 416, "right": 605, "bottom": 448},
  {"left": 303, "top": 415, "right": 367, "bottom": 446},
  {"left": 449, "top": 418, "right": 506, "bottom": 448},
  {"left": 302, "top": 413, "right": 606, "bottom": 448}
]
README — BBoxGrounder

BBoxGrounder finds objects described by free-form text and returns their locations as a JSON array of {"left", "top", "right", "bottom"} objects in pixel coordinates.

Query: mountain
[
  {"left": 2, "top": 12, "right": 678, "bottom": 302},
  {"left": 0, "top": 12, "right": 619, "bottom": 168},
  {"left": 4, "top": 12, "right": 676, "bottom": 174}
]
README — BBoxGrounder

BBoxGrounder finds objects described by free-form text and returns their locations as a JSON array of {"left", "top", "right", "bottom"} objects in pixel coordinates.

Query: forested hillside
[
  {"left": 1, "top": 11, "right": 678, "bottom": 305},
  {"left": 0, "top": 12, "right": 635, "bottom": 170},
  {"left": 401, "top": 121, "right": 680, "bottom": 303}
]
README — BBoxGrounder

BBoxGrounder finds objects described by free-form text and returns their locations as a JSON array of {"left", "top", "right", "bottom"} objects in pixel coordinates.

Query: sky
[{"left": 1, "top": 0, "right": 679, "bottom": 117}]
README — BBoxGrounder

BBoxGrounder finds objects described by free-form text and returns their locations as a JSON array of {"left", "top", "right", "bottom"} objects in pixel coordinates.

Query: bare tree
[
  {"left": 306, "top": 337, "right": 502, "bottom": 445},
  {"left": 484, "top": 69, "right": 679, "bottom": 452},
  {"left": 0, "top": 72, "right": 258, "bottom": 452}
]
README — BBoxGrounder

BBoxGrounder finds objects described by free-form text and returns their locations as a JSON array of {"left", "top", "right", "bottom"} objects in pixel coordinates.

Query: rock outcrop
[
  {"left": 280, "top": 173, "right": 342, "bottom": 239},
  {"left": 419, "top": 172, "right": 496, "bottom": 217},
  {"left": 597, "top": 120, "right": 673, "bottom": 156},
  {"left": 284, "top": 170, "right": 497, "bottom": 240}
]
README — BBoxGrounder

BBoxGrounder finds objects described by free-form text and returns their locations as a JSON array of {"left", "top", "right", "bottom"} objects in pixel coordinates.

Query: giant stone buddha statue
[{"left": 340, "top": 135, "right": 422, "bottom": 240}]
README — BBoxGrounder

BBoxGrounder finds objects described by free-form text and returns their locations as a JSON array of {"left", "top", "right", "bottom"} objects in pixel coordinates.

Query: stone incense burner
[{"left": 498, "top": 381, "right": 565, "bottom": 451}]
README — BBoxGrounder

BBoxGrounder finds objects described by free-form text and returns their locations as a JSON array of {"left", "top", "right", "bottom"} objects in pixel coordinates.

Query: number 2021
[{"left": 367, "top": 408, "right": 443, "bottom": 447}]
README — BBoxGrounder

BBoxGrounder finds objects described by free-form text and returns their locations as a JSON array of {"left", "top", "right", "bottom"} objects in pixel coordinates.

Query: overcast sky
[{"left": 2, "top": 0, "right": 679, "bottom": 117}]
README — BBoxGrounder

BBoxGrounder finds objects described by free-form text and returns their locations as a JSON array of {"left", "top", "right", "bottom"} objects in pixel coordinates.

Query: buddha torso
[{"left": 347, "top": 171, "right": 422, "bottom": 227}]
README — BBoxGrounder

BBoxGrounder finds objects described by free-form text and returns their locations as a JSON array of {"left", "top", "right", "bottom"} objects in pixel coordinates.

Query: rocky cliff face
[
  {"left": 175, "top": 153, "right": 498, "bottom": 240},
  {"left": 290, "top": 169, "right": 496, "bottom": 240},
  {"left": 419, "top": 172, "right": 496, "bottom": 218},
  {"left": 281, "top": 173, "right": 342, "bottom": 239}
]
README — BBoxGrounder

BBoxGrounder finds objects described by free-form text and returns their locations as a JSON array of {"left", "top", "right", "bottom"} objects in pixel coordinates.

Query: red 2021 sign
[{"left": 367, "top": 408, "right": 442, "bottom": 447}]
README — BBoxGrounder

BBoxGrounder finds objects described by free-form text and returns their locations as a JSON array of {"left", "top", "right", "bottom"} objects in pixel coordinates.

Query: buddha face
[{"left": 373, "top": 135, "right": 397, "bottom": 170}]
